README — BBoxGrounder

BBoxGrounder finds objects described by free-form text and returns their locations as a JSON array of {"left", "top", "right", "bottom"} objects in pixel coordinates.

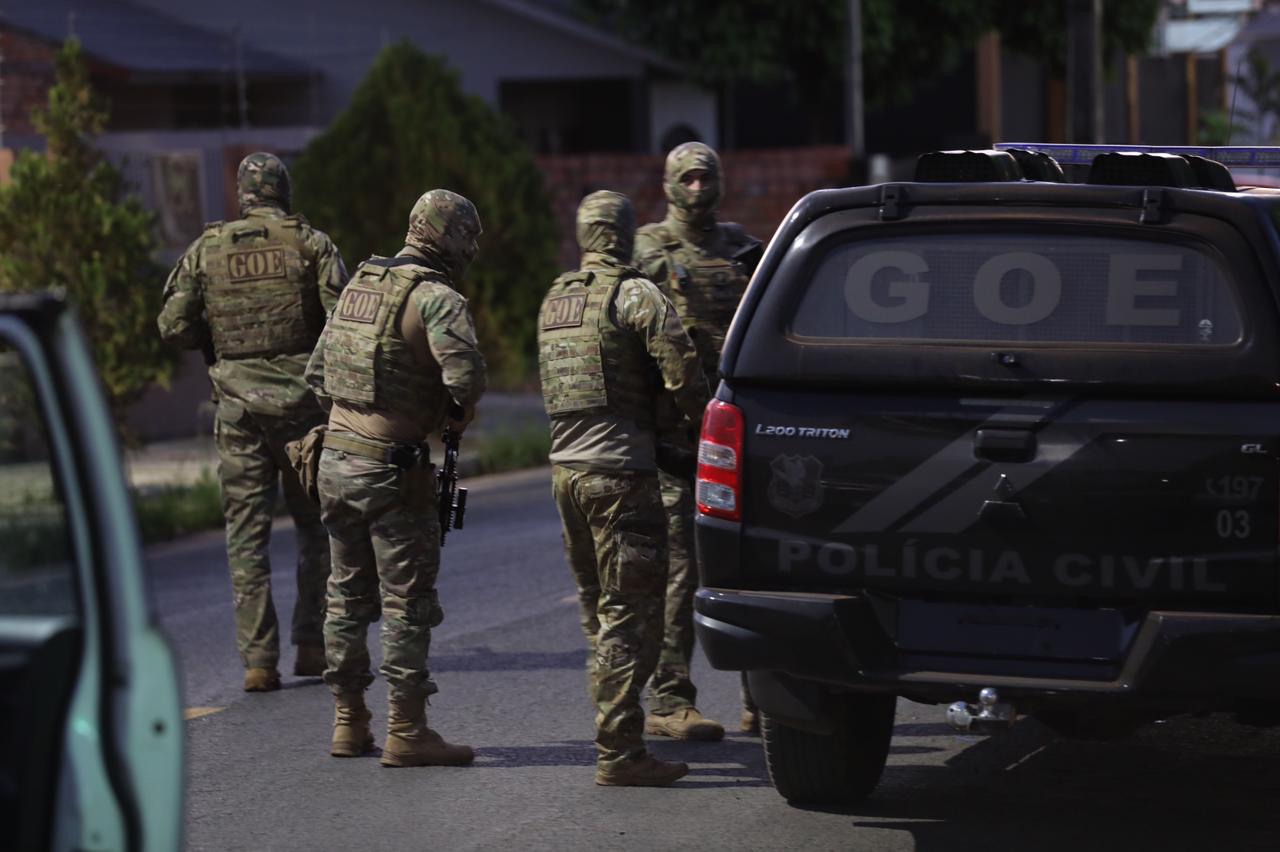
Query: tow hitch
[{"left": 946, "top": 687, "right": 1016, "bottom": 734}]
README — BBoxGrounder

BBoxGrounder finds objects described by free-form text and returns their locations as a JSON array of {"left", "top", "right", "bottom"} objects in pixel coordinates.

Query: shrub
[
  {"left": 0, "top": 38, "right": 175, "bottom": 421},
  {"left": 292, "top": 42, "right": 559, "bottom": 385},
  {"left": 474, "top": 426, "right": 550, "bottom": 475},
  {"left": 133, "top": 471, "right": 225, "bottom": 543}
]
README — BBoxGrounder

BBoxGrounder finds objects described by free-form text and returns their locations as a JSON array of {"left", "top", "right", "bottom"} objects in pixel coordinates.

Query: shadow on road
[
  {"left": 799, "top": 715, "right": 1280, "bottom": 851},
  {"left": 473, "top": 734, "right": 773, "bottom": 789},
  {"left": 474, "top": 739, "right": 599, "bottom": 768},
  {"left": 649, "top": 734, "right": 772, "bottom": 788},
  {"left": 431, "top": 646, "right": 586, "bottom": 673}
]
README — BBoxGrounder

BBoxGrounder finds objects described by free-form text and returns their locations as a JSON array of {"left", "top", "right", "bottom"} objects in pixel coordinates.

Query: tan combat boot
[
  {"left": 294, "top": 644, "right": 326, "bottom": 677},
  {"left": 644, "top": 707, "right": 725, "bottom": 741},
  {"left": 243, "top": 667, "right": 281, "bottom": 692},
  {"left": 380, "top": 695, "right": 475, "bottom": 768},
  {"left": 740, "top": 708, "right": 760, "bottom": 735},
  {"left": 331, "top": 692, "right": 374, "bottom": 757},
  {"left": 595, "top": 754, "right": 689, "bottom": 787}
]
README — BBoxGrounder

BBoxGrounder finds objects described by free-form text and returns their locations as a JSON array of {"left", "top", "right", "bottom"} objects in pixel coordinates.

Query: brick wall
[
  {"left": 1, "top": 28, "right": 59, "bottom": 137},
  {"left": 536, "top": 145, "right": 852, "bottom": 268}
]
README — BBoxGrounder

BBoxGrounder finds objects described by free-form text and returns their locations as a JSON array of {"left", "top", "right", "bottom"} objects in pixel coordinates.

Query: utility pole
[
  {"left": 307, "top": 15, "right": 320, "bottom": 127},
  {"left": 846, "top": 0, "right": 865, "bottom": 164},
  {"left": 233, "top": 24, "right": 248, "bottom": 130},
  {"left": 0, "top": 22, "right": 6, "bottom": 150},
  {"left": 1065, "top": 0, "right": 1104, "bottom": 143},
  {"left": 976, "top": 32, "right": 1003, "bottom": 146}
]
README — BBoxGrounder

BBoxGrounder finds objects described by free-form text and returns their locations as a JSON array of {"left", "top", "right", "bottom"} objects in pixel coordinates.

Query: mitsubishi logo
[
  {"left": 980, "top": 473, "right": 1028, "bottom": 529},
  {"left": 993, "top": 474, "right": 1016, "bottom": 499}
]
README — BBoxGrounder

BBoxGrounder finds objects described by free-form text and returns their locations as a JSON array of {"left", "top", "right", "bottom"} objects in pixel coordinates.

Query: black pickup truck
[{"left": 692, "top": 147, "right": 1280, "bottom": 805}]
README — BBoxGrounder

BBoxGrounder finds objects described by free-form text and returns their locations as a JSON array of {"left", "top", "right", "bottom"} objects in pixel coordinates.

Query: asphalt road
[{"left": 149, "top": 467, "right": 1280, "bottom": 851}]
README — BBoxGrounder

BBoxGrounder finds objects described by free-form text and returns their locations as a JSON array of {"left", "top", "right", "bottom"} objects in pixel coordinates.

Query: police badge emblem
[{"left": 767, "top": 455, "right": 824, "bottom": 518}]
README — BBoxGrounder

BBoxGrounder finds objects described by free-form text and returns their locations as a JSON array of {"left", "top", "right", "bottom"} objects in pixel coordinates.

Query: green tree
[
  {"left": 577, "top": 0, "right": 1161, "bottom": 107},
  {"left": 1230, "top": 47, "right": 1280, "bottom": 143},
  {"left": 1199, "top": 109, "right": 1249, "bottom": 147},
  {"left": 0, "top": 37, "right": 174, "bottom": 418},
  {"left": 989, "top": 0, "right": 1163, "bottom": 76},
  {"left": 291, "top": 42, "right": 559, "bottom": 384}
]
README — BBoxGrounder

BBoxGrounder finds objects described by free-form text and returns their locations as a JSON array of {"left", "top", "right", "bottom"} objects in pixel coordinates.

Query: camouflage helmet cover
[
  {"left": 405, "top": 189, "right": 482, "bottom": 279},
  {"left": 663, "top": 141, "right": 722, "bottom": 217},
  {"left": 576, "top": 190, "right": 635, "bottom": 261},
  {"left": 237, "top": 152, "right": 291, "bottom": 212}
]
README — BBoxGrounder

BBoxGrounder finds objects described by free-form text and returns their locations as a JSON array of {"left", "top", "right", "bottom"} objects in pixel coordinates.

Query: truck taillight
[{"left": 697, "top": 399, "right": 744, "bottom": 522}]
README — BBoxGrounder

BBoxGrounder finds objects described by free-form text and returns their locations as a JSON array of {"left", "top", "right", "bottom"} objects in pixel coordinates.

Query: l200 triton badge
[
  {"left": 768, "top": 454, "right": 825, "bottom": 518},
  {"left": 755, "top": 423, "right": 851, "bottom": 439}
]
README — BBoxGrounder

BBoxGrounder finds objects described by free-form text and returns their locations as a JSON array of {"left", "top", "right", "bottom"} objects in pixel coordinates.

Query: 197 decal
[{"left": 1203, "top": 475, "right": 1263, "bottom": 501}]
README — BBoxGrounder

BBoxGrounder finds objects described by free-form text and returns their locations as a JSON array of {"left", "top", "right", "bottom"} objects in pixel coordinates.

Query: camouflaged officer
[
  {"left": 633, "top": 142, "right": 763, "bottom": 738},
  {"left": 305, "top": 189, "right": 485, "bottom": 767},
  {"left": 158, "top": 152, "right": 347, "bottom": 693},
  {"left": 541, "top": 190, "right": 707, "bottom": 786}
]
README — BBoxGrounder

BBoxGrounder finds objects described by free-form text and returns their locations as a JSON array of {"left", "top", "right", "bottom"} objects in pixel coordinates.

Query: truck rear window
[{"left": 789, "top": 234, "right": 1242, "bottom": 347}]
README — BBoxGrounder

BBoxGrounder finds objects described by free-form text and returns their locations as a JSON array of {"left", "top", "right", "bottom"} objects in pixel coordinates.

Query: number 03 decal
[{"left": 1215, "top": 508, "right": 1252, "bottom": 539}]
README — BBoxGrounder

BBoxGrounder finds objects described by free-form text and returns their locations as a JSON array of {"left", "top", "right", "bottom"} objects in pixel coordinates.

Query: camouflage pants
[
  {"left": 647, "top": 469, "right": 699, "bottom": 714},
  {"left": 214, "top": 399, "right": 330, "bottom": 670},
  {"left": 318, "top": 446, "right": 443, "bottom": 700},
  {"left": 552, "top": 465, "right": 666, "bottom": 770}
]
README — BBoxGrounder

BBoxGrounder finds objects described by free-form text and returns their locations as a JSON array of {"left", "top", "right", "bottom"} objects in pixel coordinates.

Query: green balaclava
[
  {"left": 404, "top": 189, "right": 483, "bottom": 282},
  {"left": 237, "top": 152, "right": 291, "bottom": 214},
  {"left": 576, "top": 190, "right": 635, "bottom": 265},
  {"left": 663, "top": 141, "right": 722, "bottom": 229}
]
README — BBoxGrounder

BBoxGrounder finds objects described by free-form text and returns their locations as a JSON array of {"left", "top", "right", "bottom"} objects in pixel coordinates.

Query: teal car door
[{"left": 0, "top": 293, "right": 182, "bottom": 851}]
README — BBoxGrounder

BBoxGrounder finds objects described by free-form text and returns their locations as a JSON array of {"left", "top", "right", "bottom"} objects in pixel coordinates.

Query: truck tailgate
[{"left": 738, "top": 389, "right": 1280, "bottom": 608}]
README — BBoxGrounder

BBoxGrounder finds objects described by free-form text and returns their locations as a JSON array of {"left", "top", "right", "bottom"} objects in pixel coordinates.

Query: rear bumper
[{"left": 694, "top": 587, "right": 1280, "bottom": 706}]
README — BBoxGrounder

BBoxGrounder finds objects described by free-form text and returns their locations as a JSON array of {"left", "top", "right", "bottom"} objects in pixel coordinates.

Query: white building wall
[
  {"left": 123, "top": 0, "right": 650, "bottom": 116},
  {"left": 119, "top": 0, "right": 718, "bottom": 151},
  {"left": 97, "top": 126, "right": 321, "bottom": 253},
  {"left": 648, "top": 80, "right": 718, "bottom": 152}
]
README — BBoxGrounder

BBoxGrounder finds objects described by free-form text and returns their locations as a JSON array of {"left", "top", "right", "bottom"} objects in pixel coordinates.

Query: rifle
[
  {"left": 731, "top": 239, "right": 764, "bottom": 277},
  {"left": 436, "top": 414, "right": 468, "bottom": 546},
  {"left": 197, "top": 317, "right": 217, "bottom": 367},
  {"left": 201, "top": 338, "right": 217, "bottom": 367},
  {"left": 199, "top": 329, "right": 219, "bottom": 404}
]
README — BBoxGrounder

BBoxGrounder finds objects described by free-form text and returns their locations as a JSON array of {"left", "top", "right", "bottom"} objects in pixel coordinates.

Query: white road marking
[{"left": 184, "top": 706, "right": 225, "bottom": 721}]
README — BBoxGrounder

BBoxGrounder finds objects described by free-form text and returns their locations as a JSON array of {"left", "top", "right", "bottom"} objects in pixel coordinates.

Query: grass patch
[
  {"left": 133, "top": 471, "right": 224, "bottom": 544},
  {"left": 472, "top": 426, "right": 549, "bottom": 475},
  {"left": 0, "top": 504, "right": 72, "bottom": 572},
  {"left": 125, "top": 426, "right": 551, "bottom": 547},
  {"left": 0, "top": 423, "right": 552, "bottom": 558},
  {"left": 1, "top": 472, "right": 225, "bottom": 556}
]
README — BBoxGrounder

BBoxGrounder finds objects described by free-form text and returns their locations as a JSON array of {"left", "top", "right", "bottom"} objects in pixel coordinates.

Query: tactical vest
[
  {"left": 647, "top": 224, "right": 750, "bottom": 378},
  {"left": 538, "top": 268, "right": 656, "bottom": 426},
  {"left": 322, "top": 258, "right": 435, "bottom": 420},
  {"left": 202, "top": 216, "right": 322, "bottom": 358}
]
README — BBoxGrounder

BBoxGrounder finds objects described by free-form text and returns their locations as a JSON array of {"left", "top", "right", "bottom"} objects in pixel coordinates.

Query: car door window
[
  {"left": 0, "top": 346, "right": 78, "bottom": 617},
  {"left": 0, "top": 336, "right": 88, "bottom": 850},
  {"left": 790, "top": 233, "right": 1243, "bottom": 347},
  {"left": 0, "top": 327, "right": 92, "bottom": 844}
]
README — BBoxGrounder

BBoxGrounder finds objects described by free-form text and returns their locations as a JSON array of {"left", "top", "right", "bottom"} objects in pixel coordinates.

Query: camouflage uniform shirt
[
  {"left": 633, "top": 213, "right": 757, "bottom": 386},
  {"left": 158, "top": 205, "right": 348, "bottom": 415},
  {"left": 546, "top": 262, "right": 706, "bottom": 472},
  {"left": 305, "top": 245, "right": 486, "bottom": 442}
]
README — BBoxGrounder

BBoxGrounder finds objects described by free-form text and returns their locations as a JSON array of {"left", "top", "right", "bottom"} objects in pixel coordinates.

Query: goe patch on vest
[
  {"left": 337, "top": 287, "right": 384, "bottom": 324},
  {"left": 543, "top": 293, "right": 588, "bottom": 330},
  {"left": 227, "top": 247, "right": 287, "bottom": 282}
]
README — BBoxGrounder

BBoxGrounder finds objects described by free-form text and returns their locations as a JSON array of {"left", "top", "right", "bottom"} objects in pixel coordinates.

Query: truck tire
[{"left": 761, "top": 693, "right": 896, "bottom": 805}]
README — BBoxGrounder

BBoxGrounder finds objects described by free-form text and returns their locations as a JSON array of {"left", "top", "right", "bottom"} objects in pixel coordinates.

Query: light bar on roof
[{"left": 996, "top": 143, "right": 1280, "bottom": 168}]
